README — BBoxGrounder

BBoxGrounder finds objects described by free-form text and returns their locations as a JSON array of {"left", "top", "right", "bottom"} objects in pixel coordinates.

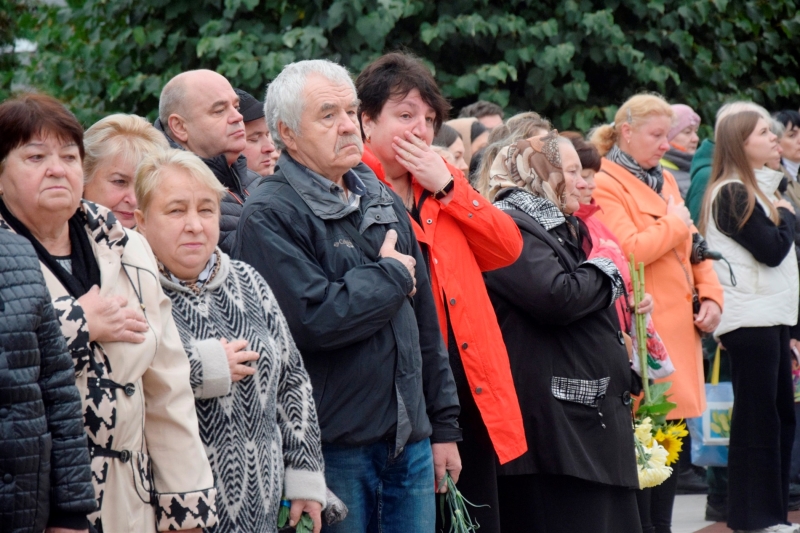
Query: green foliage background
[{"left": 8, "top": 0, "right": 800, "bottom": 132}]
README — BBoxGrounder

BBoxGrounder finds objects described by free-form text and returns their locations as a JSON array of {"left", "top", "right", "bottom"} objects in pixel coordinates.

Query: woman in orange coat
[
  {"left": 355, "top": 52, "right": 526, "bottom": 533},
  {"left": 591, "top": 93, "right": 724, "bottom": 533}
]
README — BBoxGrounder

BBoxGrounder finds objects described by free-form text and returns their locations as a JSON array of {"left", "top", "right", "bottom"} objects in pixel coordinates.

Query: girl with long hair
[{"left": 702, "top": 110, "right": 800, "bottom": 533}]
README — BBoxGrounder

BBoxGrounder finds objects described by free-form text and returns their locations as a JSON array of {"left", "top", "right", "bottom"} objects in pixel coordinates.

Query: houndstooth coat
[{"left": 0, "top": 201, "right": 219, "bottom": 533}]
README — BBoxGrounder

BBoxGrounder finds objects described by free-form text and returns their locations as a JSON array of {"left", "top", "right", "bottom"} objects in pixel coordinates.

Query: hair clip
[{"left": 626, "top": 108, "right": 633, "bottom": 124}]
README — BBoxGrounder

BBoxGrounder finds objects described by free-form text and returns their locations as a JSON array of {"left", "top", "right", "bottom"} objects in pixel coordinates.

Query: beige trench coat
[{"left": 1, "top": 201, "right": 218, "bottom": 532}]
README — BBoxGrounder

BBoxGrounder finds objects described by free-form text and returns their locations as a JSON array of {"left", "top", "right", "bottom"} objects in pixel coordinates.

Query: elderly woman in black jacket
[
  {"left": 0, "top": 228, "right": 95, "bottom": 532},
  {"left": 484, "top": 131, "right": 641, "bottom": 533}
]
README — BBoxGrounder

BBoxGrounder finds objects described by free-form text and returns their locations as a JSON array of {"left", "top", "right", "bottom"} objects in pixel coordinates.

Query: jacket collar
[
  {"left": 600, "top": 158, "right": 666, "bottom": 218},
  {"left": 277, "top": 151, "right": 394, "bottom": 220},
  {"left": 574, "top": 199, "right": 602, "bottom": 220},
  {"left": 755, "top": 167, "right": 785, "bottom": 196},
  {"left": 154, "top": 118, "right": 247, "bottom": 194}
]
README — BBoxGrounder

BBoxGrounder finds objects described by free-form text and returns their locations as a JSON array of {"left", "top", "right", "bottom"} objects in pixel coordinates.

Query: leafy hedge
[{"left": 11, "top": 0, "right": 800, "bottom": 133}]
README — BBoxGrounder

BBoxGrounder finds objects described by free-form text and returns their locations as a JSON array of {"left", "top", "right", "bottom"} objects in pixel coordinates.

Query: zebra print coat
[{"left": 159, "top": 251, "right": 326, "bottom": 532}]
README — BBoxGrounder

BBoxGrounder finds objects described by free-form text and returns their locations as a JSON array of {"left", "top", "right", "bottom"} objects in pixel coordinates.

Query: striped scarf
[{"left": 607, "top": 144, "right": 664, "bottom": 194}]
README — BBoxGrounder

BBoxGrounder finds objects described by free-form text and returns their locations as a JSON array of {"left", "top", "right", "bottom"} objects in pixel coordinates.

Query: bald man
[{"left": 155, "top": 69, "right": 260, "bottom": 253}]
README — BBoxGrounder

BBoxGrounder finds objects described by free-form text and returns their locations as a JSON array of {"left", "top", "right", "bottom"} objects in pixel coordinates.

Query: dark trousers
[
  {"left": 721, "top": 325, "right": 796, "bottom": 530},
  {"left": 497, "top": 474, "right": 642, "bottom": 533},
  {"left": 437, "top": 329, "right": 501, "bottom": 532},
  {"left": 636, "top": 460, "right": 680, "bottom": 533}
]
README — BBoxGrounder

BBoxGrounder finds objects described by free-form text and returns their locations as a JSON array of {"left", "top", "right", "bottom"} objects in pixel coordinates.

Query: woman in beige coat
[{"left": 0, "top": 93, "right": 218, "bottom": 533}]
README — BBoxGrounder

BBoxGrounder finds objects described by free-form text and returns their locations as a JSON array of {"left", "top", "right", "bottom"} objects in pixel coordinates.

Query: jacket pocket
[
  {"left": 34, "top": 432, "right": 52, "bottom": 531},
  {"left": 551, "top": 376, "right": 610, "bottom": 408}
]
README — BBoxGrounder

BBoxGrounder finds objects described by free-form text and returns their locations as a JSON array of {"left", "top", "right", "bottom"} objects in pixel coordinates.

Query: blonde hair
[
  {"left": 135, "top": 149, "right": 226, "bottom": 214},
  {"left": 477, "top": 112, "right": 552, "bottom": 199},
  {"left": 589, "top": 94, "right": 674, "bottom": 156},
  {"left": 83, "top": 114, "right": 169, "bottom": 184}
]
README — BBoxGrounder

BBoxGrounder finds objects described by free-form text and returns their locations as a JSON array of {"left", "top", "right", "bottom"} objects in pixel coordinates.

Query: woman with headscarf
[
  {"left": 484, "top": 131, "right": 641, "bottom": 533},
  {"left": 660, "top": 104, "right": 701, "bottom": 198}
]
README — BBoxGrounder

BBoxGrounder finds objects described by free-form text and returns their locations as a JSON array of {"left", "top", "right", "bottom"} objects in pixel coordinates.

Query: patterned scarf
[
  {"left": 493, "top": 189, "right": 565, "bottom": 231},
  {"left": 158, "top": 249, "right": 222, "bottom": 295},
  {"left": 607, "top": 144, "right": 664, "bottom": 194}
]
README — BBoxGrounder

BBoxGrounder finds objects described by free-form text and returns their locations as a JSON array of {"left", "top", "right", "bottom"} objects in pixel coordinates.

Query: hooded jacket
[
  {"left": 686, "top": 139, "right": 715, "bottom": 222},
  {"left": 232, "top": 153, "right": 460, "bottom": 451},
  {"left": 153, "top": 119, "right": 260, "bottom": 254}
]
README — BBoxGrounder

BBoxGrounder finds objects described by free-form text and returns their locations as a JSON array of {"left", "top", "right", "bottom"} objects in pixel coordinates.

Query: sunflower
[{"left": 654, "top": 422, "right": 689, "bottom": 466}]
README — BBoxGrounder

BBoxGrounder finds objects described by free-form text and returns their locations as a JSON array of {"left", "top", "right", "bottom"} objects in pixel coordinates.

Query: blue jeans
[{"left": 321, "top": 437, "right": 435, "bottom": 533}]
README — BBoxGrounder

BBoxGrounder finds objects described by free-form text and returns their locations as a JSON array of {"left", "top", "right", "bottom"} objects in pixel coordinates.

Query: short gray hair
[{"left": 264, "top": 60, "right": 357, "bottom": 150}]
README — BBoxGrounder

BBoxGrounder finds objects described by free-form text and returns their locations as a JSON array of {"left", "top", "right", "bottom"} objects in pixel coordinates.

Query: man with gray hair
[
  {"left": 155, "top": 69, "right": 260, "bottom": 253},
  {"left": 233, "top": 59, "right": 461, "bottom": 533}
]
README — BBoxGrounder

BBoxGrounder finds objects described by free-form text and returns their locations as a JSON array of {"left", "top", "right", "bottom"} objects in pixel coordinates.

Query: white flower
[
  {"left": 634, "top": 417, "right": 654, "bottom": 447},
  {"left": 636, "top": 439, "right": 673, "bottom": 489}
]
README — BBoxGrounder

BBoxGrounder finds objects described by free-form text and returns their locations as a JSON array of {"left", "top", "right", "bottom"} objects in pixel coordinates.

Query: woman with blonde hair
[
  {"left": 701, "top": 111, "right": 799, "bottom": 533},
  {"left": 82, "top": 113, "right": 169, "bottom": 228},
  {"left": 590, "top": 93, "right": 724, "bottom": 533},
  {"left": 135, "top": 149, "right": 327, "bottom": 533}
]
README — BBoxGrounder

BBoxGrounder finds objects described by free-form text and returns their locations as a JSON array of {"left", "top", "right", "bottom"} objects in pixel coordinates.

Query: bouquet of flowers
[{"left": 629, "top": 255, "right": 688, "bottom": 489}]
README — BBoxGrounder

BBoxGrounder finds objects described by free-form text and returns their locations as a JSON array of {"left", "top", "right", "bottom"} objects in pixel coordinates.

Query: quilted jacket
[{"left": 0, "top": 229, "right": 95, "bottom": 533}]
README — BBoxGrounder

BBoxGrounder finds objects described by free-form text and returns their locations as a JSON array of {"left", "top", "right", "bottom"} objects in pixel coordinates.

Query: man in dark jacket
[
  {"left": 232, "top": 59, "right": 461, "bottom": 533},
  {"left": 155, "top": 69, "right": 260, "bottom": 253},
  {"left": 0, "top": 229, "right": 96, "bottom": 532}
]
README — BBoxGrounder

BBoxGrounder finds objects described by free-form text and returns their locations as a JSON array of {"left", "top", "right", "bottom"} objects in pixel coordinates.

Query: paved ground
[{"left": 673, "top": 494, "right": 800, "bottom": 533}]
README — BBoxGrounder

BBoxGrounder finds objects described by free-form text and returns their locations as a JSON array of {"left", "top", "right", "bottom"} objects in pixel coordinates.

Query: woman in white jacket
[{"left": 701, "top": 111, "right": 800, "bottom": 533}]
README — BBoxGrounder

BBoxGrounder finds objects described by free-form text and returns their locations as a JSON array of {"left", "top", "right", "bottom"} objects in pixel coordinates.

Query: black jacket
[
  {"left": 484, "top": 193, "right": 639, "bottom": 488},
  {"left": 0, "top": 230, "right": 95, "bottom": 532},
  {"left": 154, "top": 118, "right": 260, "bottom": 254},
  {"left": 232, "top": 153, "right": 460, "bottom": 451}
]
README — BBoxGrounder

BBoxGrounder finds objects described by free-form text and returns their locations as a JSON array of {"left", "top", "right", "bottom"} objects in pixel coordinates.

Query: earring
[{"left": 366, "top": 134, "right": 371, "bottom": 143}]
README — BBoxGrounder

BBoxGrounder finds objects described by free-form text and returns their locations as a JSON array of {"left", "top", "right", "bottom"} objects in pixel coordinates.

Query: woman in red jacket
[{"left": 355, "top": 52, "right": 526, "bottom": 532}]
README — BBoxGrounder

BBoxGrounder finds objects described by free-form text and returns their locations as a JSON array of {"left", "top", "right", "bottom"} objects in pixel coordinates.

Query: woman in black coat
[
  {"left": 0, "top": 228, "right": 96, "bottom": 533},
  {"left": 484, "top": 132, "right": 641, "bottom": 533}
]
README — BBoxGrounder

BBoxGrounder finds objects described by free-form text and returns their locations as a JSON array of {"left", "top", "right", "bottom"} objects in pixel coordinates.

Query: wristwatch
[{"left": 434, "top": 176, "right": 455, "bottom": 200}]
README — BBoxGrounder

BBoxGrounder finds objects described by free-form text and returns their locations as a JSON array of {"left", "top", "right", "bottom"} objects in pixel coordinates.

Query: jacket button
[
  {"left": 376, "top": 215, "right": 381, "bottom": 220},
  {"left": 622, "top": 391, "right": 632, "bottom": 405},
  {"left": 617, "top": 331, "right": 625, "bottom": 345},
  {"left": 3, "top": 473, "right": 12, "bottom": 483},
  {"left": 449, "top": 298, "right": 456, "bottom": 305},
  {"left": 475, "top": 387, "right": 482, "bottom": 394},
  {"left": 468, "top": 213, "right": 473, "bottom": 218},
  {"left": 433, "top": 258, "right": 438, "bottom": 265},
  {"left": 461, "top": 342, "right": 468, "bottom": 349},
  {"left": 472, "top": 200, "right": 479, "bottom": 207},
  {"left": 426, "top": 219, "right": 433, "bottom": 225},
  {"left": 124, "top": 383, "right": 136, "bottom": 397}
]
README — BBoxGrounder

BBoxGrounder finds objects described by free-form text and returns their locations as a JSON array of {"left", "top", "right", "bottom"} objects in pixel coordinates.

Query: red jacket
[{"left": 363, "top": 147, "right": 527, "bottom": 464}]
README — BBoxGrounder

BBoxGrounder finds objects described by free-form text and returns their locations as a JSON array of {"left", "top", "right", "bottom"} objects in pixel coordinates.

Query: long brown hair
[{"left": 699, "top": 111, "right": 780, "bottom": 235}]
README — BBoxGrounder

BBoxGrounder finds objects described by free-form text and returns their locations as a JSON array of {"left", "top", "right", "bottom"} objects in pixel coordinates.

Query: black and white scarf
[
  {"left": 494, "top": 188, "right": 624, "bottom": 306},
  {"left": 493, "top": 189, "right": 565, "bottom": 230},
  {"left": 607, "top": 144, "right": 664, "bottom": 194}
]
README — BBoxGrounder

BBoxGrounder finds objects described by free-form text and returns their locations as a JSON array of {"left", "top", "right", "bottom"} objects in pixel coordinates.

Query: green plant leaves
[{"left": 7, "top": 0, "right": 800, "bottom": 130}]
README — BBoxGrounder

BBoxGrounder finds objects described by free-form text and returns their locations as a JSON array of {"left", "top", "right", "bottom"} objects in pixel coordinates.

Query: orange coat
[
  {"left": 594, "top": 158, "right": 724, "bottom": 420},
  {"left": 362, "top": 147, "right": 527, "bottom": 464}
]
